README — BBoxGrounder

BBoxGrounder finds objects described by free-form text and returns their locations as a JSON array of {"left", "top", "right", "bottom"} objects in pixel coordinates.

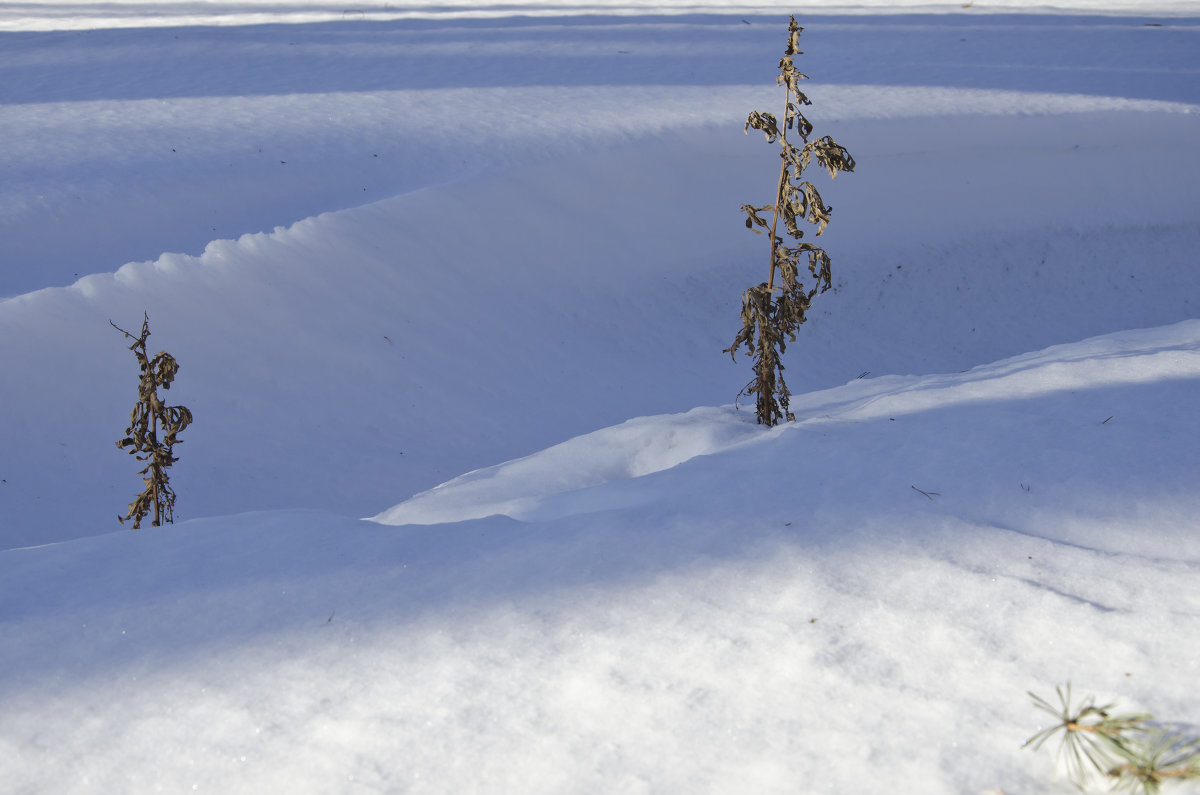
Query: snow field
[
  {"left": 1, "top": 1, "right": 1198, "bottom": 792},
  {"left": 4, "top": 319, "right": 1199, "bottom": 792}
]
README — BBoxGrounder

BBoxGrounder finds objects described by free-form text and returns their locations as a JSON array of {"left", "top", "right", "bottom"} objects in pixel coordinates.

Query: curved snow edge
[{"left": 371, "top": 319, "right": 1200, "bottom": 527}]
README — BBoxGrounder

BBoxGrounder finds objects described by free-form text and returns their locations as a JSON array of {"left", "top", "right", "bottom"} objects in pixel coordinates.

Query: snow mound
[
  {"left": 791, "top": 319, "right": 1200, "bottom": 423},
  {"left": 376, "top": 319, "right": 1200, "bottom": 530},
  {"left": 372, "top": 406, "right": 762, "bottom": 525}
]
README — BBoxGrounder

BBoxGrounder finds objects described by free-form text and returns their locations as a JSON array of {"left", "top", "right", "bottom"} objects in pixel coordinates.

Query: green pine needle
[{"left": 1025, "top": 685, "right": 1200, "bottom": 794}]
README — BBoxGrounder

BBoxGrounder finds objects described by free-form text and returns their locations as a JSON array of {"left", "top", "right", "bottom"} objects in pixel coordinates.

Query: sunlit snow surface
[
  {"left": 375, "top": 323, "right": 1200, "bottom": 537},
  {"left": 1, "top": 0, "right": 1198, "bottom": 792},
  {"left": 3, "top": 323, "right": 1199, "bottom": 793}
]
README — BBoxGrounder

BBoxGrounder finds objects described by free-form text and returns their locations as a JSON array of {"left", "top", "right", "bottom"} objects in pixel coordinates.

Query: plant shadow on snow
[{"left": 1, "top": 11, "right": 1196, "bottom": 104}]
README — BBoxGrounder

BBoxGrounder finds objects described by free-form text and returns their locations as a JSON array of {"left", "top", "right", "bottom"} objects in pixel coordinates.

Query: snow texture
[{"left": 0, "top": 0, "right": 1198, "bottom": 792}]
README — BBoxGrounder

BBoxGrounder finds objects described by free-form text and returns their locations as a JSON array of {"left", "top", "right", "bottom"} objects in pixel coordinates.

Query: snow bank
[
  {"left": 376, "top": 321, "right": 1200, "bottom": 538},
  {"left": 372, "top": 406, "right": 762, "bottom": 524},
  {"left": 3, "top": 102, "right": 1198, "bottom": 549}
]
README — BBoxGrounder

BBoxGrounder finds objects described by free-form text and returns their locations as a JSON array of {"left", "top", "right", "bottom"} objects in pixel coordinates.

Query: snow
[{"left": 1, "top": 0, "right": 1198, "bottom": 792}]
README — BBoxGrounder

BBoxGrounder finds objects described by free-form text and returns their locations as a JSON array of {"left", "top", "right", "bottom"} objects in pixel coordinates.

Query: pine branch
[{"left": 1025, "top": 685, "right": 1200, "bottom": 794}]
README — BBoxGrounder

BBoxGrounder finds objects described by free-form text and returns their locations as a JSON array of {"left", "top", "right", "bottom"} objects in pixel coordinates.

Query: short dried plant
[
  {"left": 726, "top": 16, "right": 855, "bottom": 425},
  {"left": 112, "top": 313, "right": 193, "bottom": 528}
]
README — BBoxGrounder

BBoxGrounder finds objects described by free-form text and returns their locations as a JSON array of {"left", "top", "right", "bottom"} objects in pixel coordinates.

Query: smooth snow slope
[
  {"left": 375, "top": 320, "right": 1200, "bottom": 536},
  {"left": 3, "top": 322, "right": 1199, "bottom": 794}
]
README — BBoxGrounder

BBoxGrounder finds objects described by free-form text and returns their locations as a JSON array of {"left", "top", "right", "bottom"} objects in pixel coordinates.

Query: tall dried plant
[
  {"left": 726, "top": 16, "right": 855, "bottom": 425},
  {"left": 112, "top": 313, "right": 193, "bottom": 528}
]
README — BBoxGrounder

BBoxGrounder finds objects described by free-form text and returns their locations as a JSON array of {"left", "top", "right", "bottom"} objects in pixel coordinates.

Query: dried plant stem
[
  {"left": 112, "top": 314, "right": 192, "bottom": 528},
  {"left": 766, "top": 153, "right": 790, "bottom": 291},
  {"left": 726, "top": 16, "right": 855, "bottom": 426}
]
